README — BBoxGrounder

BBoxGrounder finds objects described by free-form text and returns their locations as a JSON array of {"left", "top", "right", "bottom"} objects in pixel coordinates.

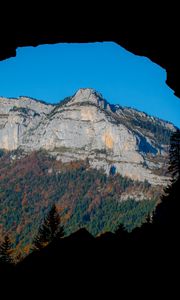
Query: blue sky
[{"left": 0, "top": 42, "right": 179, "bottom": 127}]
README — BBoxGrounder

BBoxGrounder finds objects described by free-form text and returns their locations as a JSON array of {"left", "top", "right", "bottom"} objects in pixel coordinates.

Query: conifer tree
[
  {"left": 0, "top": 235, "right": 14, "bottom": 265},
  {"left": 115, "top": 224, "right": 129, "bottom": 240},
  {"left": 33, "top": 204, "right": 64, "bottom": 250},
  {"left": 153, "top": 129, "right": 180, "bottom": 229},
  {"left": 168, "top": 129, "right": 180, "bottom": 180}
]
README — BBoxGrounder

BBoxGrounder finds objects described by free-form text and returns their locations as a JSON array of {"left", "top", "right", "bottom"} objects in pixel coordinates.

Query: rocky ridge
[{"left": 0, "top": 88, "right": 176, "bottom": 185}]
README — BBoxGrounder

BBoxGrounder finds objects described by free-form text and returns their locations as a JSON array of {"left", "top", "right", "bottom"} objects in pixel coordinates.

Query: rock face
[
  {"left": 0, "top": 89, "right": 176, "bottom": 185},
  {"left": 0, "top": 96, "right": 53, "bottom": 150}
]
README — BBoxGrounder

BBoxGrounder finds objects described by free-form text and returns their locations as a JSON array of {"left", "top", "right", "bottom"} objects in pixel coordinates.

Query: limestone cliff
[{"left": 0, "top": 89, "right": 176, "bottom": 185}]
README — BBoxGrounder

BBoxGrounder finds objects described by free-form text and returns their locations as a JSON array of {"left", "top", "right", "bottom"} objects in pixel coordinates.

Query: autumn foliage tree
[{"left": 32, "top": 204, "right": 64, "bottom": 251}]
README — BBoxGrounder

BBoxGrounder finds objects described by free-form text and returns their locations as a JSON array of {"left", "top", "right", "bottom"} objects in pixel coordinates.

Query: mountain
[
  {"left": 0, "top": 88, "right": 177, "bottom": 257},
  {"left": 0, "top": 88, "right": 176, "bottom": 185}
]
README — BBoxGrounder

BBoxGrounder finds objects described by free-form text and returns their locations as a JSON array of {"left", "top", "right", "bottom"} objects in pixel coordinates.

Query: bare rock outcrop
[{"left": 0, "top": 89, "right": 175, "bottom": 185}]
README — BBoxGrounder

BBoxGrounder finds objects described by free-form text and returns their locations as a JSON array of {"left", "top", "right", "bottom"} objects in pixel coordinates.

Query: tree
[
  {"left": 153, "top": 129, "right": 180, "bottom": 233},
  {"left": 115, "top": 224, "right": 129, "bottom": 240},
  {"left": 109, "top": 165, "right": 116, "bottom": 176},
  {"left": 168, "top": 129, "right": 180, "bottom": 180},
  {"left": 33, "top": 204, "right": 64, "bottom": 250},
  {"left": 0, "top": 149, "right": 4, "bottom": 158},
  {"left": 0, "top": 235, "right": 14, "bottom": 265}
]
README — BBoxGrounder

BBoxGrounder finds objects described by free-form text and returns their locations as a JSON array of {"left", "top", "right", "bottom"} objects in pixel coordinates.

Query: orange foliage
[
  {"left": 15, "top": 184, "right": 21, "bottom": 192},
  {"left": 23, "top": 244, "right": 31, "bottom": 255},
  {"left": 16, "top": 224, "right": 22, "bottom": 234},
  {"left": 22, "top": 193, "right": 28, "bottom": 206},
  {"left": 88, "top": 195, "right": 101, "bottom": 212}
]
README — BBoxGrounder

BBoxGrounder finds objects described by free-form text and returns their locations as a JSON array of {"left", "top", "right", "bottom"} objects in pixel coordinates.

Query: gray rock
[{"left": 0, "top": 88, "right": 176, "bottom": 185}]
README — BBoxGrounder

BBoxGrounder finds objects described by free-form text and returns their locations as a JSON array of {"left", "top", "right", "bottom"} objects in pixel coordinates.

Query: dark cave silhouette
[
  {"left": 0, "top": 11, "right": 179, "bottom": 291},
  {"left": 0, "top": 6, "right": 179, "bottom": 97}
]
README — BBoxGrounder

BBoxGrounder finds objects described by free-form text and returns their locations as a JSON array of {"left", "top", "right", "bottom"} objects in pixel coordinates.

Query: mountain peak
[
  {"left": 70, "top": 88, "right": 104, "bottom": 105},
  {"left": 75, "top": 88, "right": 102, "bottom": 98}
]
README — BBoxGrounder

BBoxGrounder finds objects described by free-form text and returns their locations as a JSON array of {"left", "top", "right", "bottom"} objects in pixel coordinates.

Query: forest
[{"left": 0, "top": 150, "right": 159, "bottom": 258}]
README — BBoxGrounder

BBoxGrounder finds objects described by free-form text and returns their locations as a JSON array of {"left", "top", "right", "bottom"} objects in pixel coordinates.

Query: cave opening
[{"left": 0, "top": 41, "right": 179, "bottom": 258}]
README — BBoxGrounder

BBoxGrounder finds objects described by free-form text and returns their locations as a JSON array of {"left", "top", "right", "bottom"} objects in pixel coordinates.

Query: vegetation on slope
[{"left": 0, "top": 150, "right": 160, "bottom": 257}]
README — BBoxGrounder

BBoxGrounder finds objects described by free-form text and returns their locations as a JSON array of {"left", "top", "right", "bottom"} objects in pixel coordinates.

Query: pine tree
[
  {"left": 153, "top": 129, "right": 180, "bottom": 231},
  {"left": 0, "top": 235, "right": 14, "bottom": 265},
  {"left": 115, "top": 224, "right": 129, "bottom": 240},
  {"left": 168, "top": 129, "right": 180, "bottom": 180},
  {"left": 33, "top": 204, "right": 64, "bottom": 251}
]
